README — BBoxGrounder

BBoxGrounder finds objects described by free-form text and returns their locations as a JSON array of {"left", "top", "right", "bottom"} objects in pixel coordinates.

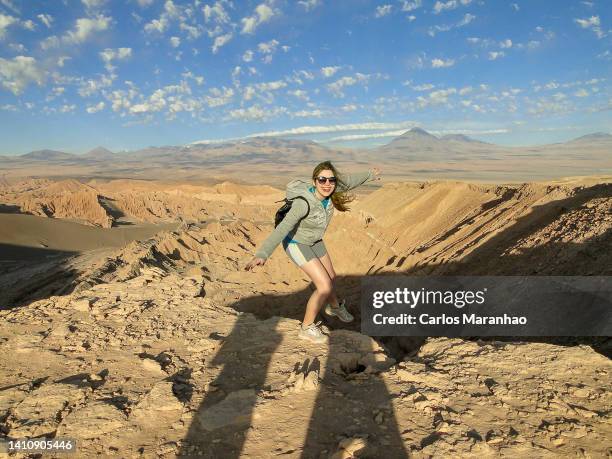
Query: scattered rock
[
  {"left": 196, "top": 389, "right": 258, "bottom": 431},
  {"left": 331, "top": 437, "right": 367, "bottom": 459}
]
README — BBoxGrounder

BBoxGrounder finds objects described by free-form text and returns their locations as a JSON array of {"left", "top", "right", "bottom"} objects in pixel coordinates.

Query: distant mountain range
[
  {"left": 381, "top": 127, "right": 492, "bottom": 153},
  {"left": 567, "top": 132, "right": 612, "bottom": 143},
  {"left": 2, "top": 129, "right": 610, "bottom": 164},
  {"left": 20, "top": 149, "right": 78, "bottom": 161},
  {"left": 1, "top": 128, "right": 610, "bottom": 182},
  {"left": 82, "top": 147, "right": 116, "bottom": 159}
]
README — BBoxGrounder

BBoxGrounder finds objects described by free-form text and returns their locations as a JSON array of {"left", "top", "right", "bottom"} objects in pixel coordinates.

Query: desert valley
[{"left": 0, "top": 130, "right": 610, "bottom": 457}]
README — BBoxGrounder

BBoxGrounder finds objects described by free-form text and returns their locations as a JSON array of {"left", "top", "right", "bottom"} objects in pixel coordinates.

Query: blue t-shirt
[{"left": 284, "top": 187, "right": 329, "bottom": 244}]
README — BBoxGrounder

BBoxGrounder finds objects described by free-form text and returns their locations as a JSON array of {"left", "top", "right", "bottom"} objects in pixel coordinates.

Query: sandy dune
[{"left": 0, "top": 174, "right": 610, "bottom": 457}]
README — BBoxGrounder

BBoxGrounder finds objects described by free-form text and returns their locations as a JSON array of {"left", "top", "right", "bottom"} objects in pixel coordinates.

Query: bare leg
[
  {"left": 299, "top": 258, "right": 334, "bottom": 326},
  {"left": 318, "top": 253, "right": 340, "bottom": 308}
]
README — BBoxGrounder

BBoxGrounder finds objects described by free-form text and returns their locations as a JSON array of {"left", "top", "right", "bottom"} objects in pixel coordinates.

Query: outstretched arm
[
  {"left": 253, "top": 198, "right": 309, "bottom": 260},
  {"left": 338, "top": 167, "right": 381, "bottom": 192}
]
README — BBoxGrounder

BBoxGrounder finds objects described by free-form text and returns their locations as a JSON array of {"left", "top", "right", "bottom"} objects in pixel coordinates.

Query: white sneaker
[
  {"left": 298, "top": 321, "right": 328, "bottom": 344},
  {"left": 324, "top": 299, "right": 354, "bottom": 323}
]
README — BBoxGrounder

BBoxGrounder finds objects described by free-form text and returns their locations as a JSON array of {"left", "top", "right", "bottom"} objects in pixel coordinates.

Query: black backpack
[{"left": 274, "top": 196, "right": 310, "bottom": 228}]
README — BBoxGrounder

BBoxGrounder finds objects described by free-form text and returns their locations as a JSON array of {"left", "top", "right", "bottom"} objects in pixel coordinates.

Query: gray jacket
[{"left": 254, "top": 170, "right": 374, "bottom": 259}]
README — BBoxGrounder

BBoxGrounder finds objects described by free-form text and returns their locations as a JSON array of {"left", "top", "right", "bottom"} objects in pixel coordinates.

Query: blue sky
[{"left": 0, "top": 0, "right": 610, "bottom": 154}]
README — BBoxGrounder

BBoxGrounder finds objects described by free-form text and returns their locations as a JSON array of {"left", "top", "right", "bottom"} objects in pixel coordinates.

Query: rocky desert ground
[{"left": 0, "top": 168, "right": 610, "bottom": 458}]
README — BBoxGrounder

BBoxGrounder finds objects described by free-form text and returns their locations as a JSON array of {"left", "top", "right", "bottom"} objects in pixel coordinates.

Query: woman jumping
[{"left": 245, "top": 161, "right": 381, "bottom": 344}]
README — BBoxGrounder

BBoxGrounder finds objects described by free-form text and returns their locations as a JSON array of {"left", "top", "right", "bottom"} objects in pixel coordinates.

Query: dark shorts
[{"left": 282, "top": 239, "right": 327, "bottom": 267}]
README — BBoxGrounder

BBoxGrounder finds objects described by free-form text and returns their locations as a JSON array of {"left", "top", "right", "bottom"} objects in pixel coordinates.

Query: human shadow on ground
[{"left": 178, "top": 284, "right": 409, "bottom": 458}]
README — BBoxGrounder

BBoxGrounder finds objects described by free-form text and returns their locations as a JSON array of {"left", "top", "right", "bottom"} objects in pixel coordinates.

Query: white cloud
[
  {"left": 575, "top": 15, "right": 599, "bottom": 28},
  {"left": 37, "top": 14, "right": 53, "bottom": 28},
  {"left": 327, "top": 73, "right": 371, "bottom": 97},
  {"left": 170, "top": 36, "right": 181, "bottom": 47},
  {"left": 136, "top": 0, "right": 154, "bottom": 6},
  {"left": 292, "top": 109, "right": 324, "bottom": 118},
  {"left": 288, "top": 89, "right": 309, "bottom": 101},
  {"left": 192, "top": 121, "right": 420, "bottom": 144},
  {"left": 254, "top": 80, "right": 287, "bottom": 92},
  {"left": 412, "top": 83, "right": 435, "bottom": 91},
  {"left": 65, "top": 15, "right": 111, "bottom": 44},
  {"left": 574, "top": 16, "right": 605, "bottom": 38},
  {"left": 401, "top": 0, "right": 422, "bottom": 12},
  {"left": 597, "top": 50, "right": 611, "bottom": 60},
  {"left": 375, "top": 5, "right": 392, "bottom": 18},
  {"left": 59, "top": 104, "right": 76, "bottom": 113},
  {"left": 241, "top": 3, "right": 277, "bottom": 34},
  {"left": 82, "top": 0, "right": 106, "bottom": 11},
  {"left": 287, "top": 69, "right": 315, "bottom": 85},
  {"left": 129, "top": 89, "right": 167, "bottom": 114},
  {"left": 574, "top": 88, "right": 589, "bottom": 97},
  {"left": 206, "top": 86, "right": 234, "bottom": 107},
  {"left": 100, "top": 47, "right": 132, "bottom": 61},
  {"left": 144, "top": 17, "right": 169, "bottom": 33},
  {"left": 257, "top": 39, "right": 279, "bottom": 54},
  {"left": 21, "top": 19, "right": 35, "bottom": 31},
  {"left": 231, "top": 65, "right": 241, "bottom": 82},
  {"left": 163, "top": 0, "right": 180, "bottom": 18},
  {"left": 298, "top": 0, "right": 321, "bottom": 11},
  {"left": 0, "top": 55, "right": 45, "bottom": 95},
  {"left": 78, "top": 74, "right": 113, "bottom": 97},
  {"left": 511, "top": 3, "right": 519, "bottom": 11},
  {"left": 321, "top": 66, "right": 341, "bottom": 78},
  {"left": 144, "top": 1, "right": 183, "bottom": 34},
  {"left": 427, "top": 87, "right": 456, "bottom": 104},
  {"left": 8, "top": 42, "right": 25, "bottom": 52},
  {"left": 99, "top": 47, "right": 132, "bottom": 71},
  {"left": 227, "top": 105, "right": 287, "bottom": 121},
  {"left": 242, "top": 50, "right": 254, "bottom": 62},
  {"left": 182, "top": 70, "right": 205, "bottom": 85},
  {"left": 488, "top": 51, "right": 504, "bottom": 60},
  {"left": 203, "top": 1, "right": 231, "bottom": 24},
  {"left": 431, "top": 58, "right": 455, "bottom": 68},
  {"left": 433, "top": 0, "right": 472, "bottom": 14},
  {"left": 86, "top": 101, "right": 105, "bottom": 113},
  {"left": 328, "top": 129, "right": 409, "bottom": 142},
  {"left": 0, "top": 13, "right": 17, "bottom": 39},
  {"left": 206, "top": 25, "right": 223, "bottom": 37},
  {"left": 428, "top": 13, "right": 474, "bottom": 36},
  {"left": 57, "top": 56, "right": 70, "bottom": 67},
  {"left": 48, "top": 86, "right": 65, "bottom": 99},
  {"left": 499, "top": 39, "right": 512, "bottom": 48},
  {"left": 40, "top": 35, "right": 60, "bottom": 50},
  {"left": 0, "top": 0, "right": 19, "bottom": 13},
  {"left": 180, "top": 23, "right": 202, "bottom": 39},
  {"left": 457, "top": 13, "right": 475, "bottom": 26},
  {"left": 527, "top": 97, "right": 574, "bottom": 116},
  {"left": 212, "top": 32, "right": 232, "bottom": 53}
]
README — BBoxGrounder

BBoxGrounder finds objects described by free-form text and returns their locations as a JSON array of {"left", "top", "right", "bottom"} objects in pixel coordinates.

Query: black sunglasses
[{"left": 315, "top": 176, "right": 337, "bottom": 184}]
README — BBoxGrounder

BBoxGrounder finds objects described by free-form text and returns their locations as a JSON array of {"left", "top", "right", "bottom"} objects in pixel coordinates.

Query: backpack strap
[{"left": 291, "top": 196, "right": 310, "bottom": 223}]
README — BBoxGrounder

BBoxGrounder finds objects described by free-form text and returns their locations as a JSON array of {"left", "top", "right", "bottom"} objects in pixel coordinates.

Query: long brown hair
[{"left": 312, "top": 161, "right": 354, "bottom": 212}]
